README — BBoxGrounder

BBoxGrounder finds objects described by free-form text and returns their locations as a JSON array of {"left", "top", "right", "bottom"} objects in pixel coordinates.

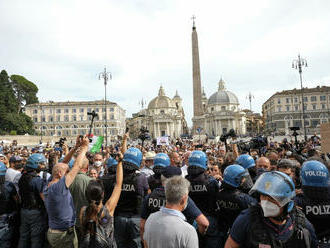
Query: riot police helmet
[
  {"left": 223, "top": 164, "right": 253, "bottom": 189},
  {"left": 188, "top": 150, "right": 208, "bottom": 170},
  {"left": 123, "top": 147, "right": 142, "bottom": 170},
  {"left": 301, "top": 160, "right": 329, "bottom": 187},
  {"left": 26, "top": 153, "right": 46, "bottom": 170},
  {"left": 0, "top": 162, "right": 7, "bottom": 176},
  {"left": 236, "top": 154, "right": 255, "bottom": 169}
]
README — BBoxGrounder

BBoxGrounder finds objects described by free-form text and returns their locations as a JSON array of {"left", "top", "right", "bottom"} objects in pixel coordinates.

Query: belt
[{"left": 49, "top": 226, "right": 75, "bottom": 234}]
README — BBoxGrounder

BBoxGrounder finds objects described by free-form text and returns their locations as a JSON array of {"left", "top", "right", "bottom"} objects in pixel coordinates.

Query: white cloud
[{"left": 1, "top": 0, "right": 329, "bottom": 127}]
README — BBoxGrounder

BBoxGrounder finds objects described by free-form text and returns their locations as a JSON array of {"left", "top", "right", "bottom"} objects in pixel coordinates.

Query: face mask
[
  {"left": 94, "top": 161, "right": 102, "bottom": 167},
  {"left": 260, "top": 200, "right": 281, "bottom": 217}
]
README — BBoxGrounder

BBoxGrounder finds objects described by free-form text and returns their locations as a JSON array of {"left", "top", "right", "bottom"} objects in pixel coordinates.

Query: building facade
[
  {"left": 24, "top": 100, "right": 126, "bottom": 143},
  {"left": 262, "top": 86, "right": 330, "bottom": 135},
  {"left": 126, "top": 86, "right": 188, "bottom": 139}
]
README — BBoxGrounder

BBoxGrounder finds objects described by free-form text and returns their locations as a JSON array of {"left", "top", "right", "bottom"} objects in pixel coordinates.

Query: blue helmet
[
  {"left": 0, "top": 162, "right": 7, "bottom": 176},
  {"left": 106, "top": 157, "right": 118, "bottom": 168},
  {"left": 154, "top": 153, "right": 170, "bottom": 167},
  {"left": 250, "top": 171, "right": 295, "bottom": 212},
  {"left": 188, "top": 150, "right": 207, "bottom": 170},
  {"left": 236, "top": 154, "right": 255, "bottom": 169},
  {"left": 68, "top": 159, "right": 75, "bottom": 169},
  {"left": 123, "top": 147, "right": 142, "bottom": 169},
  {"left": 223, "top": 164, "right": 249, "bottom": 188},
  {"left": 301, "top": 160, "right": 329, "bottom": 187},
  {"left": 26, "top": 153, "right": 46, "bottom": 169}
]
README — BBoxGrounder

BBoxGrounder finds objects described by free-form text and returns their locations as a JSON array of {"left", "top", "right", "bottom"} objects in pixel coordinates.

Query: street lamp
[
  {"left": 39, "top": 105, "right": 43, "bottom": 144},
  {"left": 292, "top": 54, "right": 308, "bottom": 141},
  {"left": 99, "top": 67, "right": 112, "bottom": 147}
]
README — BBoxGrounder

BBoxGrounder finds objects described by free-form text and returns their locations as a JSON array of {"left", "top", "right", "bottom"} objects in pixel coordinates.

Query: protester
[
  {"left": 143, "top": 176, "right": 198, "bottom": 248},
  {"left": 88, "top": 168, "right": 98, "bottom": 179},
  {"left": 80, "top": 150, "right": 123, "bottom": 247},
  {"left": 43, "top": 135, "right": 89, "bottom": 248},
  {"left": 140, "top": 151, "right": 155, "bottom": 177}
]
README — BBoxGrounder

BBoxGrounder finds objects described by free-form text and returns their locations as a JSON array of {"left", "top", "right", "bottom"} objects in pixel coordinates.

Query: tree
[{"left": 0, "top": 69, "right": 38, "bottom": 134}]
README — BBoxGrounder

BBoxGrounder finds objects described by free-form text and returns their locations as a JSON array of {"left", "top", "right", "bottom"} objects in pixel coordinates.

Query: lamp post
[
  {"left": 99, "top": 67, "right": 112, "bottom": 147},
  {"left": 292, "top": 54, "right": 308, "bottom": 141},
  {"left": 39, "top": 105, "right": 43, "bottom": 144}
]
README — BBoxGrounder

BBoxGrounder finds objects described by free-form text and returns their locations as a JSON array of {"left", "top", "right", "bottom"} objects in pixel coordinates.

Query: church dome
[
  {"left": 148, "top": 86, "right": 176, "bottom": 109},
  {"left": 208, "top": 79, "right": 239, "bottom": 105}
]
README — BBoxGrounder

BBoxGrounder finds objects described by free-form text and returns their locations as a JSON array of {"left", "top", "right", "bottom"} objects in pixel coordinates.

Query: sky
[{"left": 1, "top": 0, "right": 330, "bottom": 127}]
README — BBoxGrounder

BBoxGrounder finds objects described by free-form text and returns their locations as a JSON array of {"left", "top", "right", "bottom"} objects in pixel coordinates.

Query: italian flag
[{"left": 89, "top": 135, "right": 104, "bottom": 153}]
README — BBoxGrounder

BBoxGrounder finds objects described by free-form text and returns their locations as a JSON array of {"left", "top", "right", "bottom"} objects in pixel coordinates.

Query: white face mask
[
  {"left": 260, "top": 200, "right": 281, "bottom": 217},
  {"left": 94, "top": 161, "right": 102, "bottom": 167}
]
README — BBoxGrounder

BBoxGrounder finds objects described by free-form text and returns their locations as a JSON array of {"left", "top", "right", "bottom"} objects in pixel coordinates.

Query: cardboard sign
[
  {"left": 321, "top": 122, "right": 330, "bottom": 153},
  {"left": 157, "top": 136, "right": 169, "bottom": 146}
]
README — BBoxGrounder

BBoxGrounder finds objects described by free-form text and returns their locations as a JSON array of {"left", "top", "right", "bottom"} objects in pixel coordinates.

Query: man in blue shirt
[{"left": 44, "top": 136, "right": 89, "bottom": 248}]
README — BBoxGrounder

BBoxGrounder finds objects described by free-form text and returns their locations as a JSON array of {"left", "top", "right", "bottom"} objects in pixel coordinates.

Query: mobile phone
[{"left": 125, "top": 127, "right": 129, "bottom": 133}]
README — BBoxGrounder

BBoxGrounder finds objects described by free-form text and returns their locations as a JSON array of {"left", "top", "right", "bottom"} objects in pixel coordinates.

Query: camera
[
  {"left": 55, "top": 137, "right": 67, "bottom": 148},
  {"left": 220, "top": 129, "right": 236, "bottom": 142}
]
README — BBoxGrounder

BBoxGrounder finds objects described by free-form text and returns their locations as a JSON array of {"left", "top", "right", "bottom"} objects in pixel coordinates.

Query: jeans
[
  {"left": 114, "top": 215, "right": 141, "bottom": 248},
  {"left": 47, "top": 227, "right": 78, "bottom": 248},
  {"left": 18, "top": 208, "right": 47, "bottom": 248}
]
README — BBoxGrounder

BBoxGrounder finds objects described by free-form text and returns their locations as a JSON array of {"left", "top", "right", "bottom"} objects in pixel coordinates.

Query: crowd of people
[{"left": 0, "top": 132, "right": 329, "bottom": 248}]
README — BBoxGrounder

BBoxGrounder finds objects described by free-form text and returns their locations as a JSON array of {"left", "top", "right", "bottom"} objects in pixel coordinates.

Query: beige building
[
  {"left": 262, "top": 86, "right": 330, "bottom": 135},
  {"left": 24, "top": 100, "right": 126, "bottom": 143},
  {"left": 126, "top": 86, "right": 188, "bottom": 139}
]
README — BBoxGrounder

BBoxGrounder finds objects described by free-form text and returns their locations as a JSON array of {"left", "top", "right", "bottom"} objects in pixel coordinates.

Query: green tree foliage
[{"left": 0, "top": 70, "right": 39, "bottom": 134}]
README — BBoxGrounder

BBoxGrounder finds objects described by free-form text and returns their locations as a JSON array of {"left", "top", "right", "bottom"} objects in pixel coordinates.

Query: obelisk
[{"left": 191, "top": 16, "right": 203, "bottom": 133}]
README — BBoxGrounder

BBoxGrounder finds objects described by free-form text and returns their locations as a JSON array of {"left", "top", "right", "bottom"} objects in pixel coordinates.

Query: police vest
[
  {"left": 147, "top": 188, "right": 166, "bottom": 214},
  {"left": 148, "top": 174, "right": 162, "bottom": 192},
  {"left": 246, "top": 205, "right": 311, "bottom": 248},
  {"left": 295, "top": 189, "right": 330, "bottom": 242},
  {"left": 0, "top": 181, "right": 17, "bottom": 215},
  {"left": 18, "top": 172, "right": 44, "bottom": 210},
  {"left": 215, "top": 188, "right": 254, "bottom": 232},
  {"left": 186, "top": 173, "right": 215, "bottom": 215},
  {"left": 115, "top": 172, "right": 141, "bottom": 216}
]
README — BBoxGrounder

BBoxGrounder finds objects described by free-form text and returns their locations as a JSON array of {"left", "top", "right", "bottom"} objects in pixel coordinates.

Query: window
[
  {"left": 221, "top": 106, "right": 226, "bottom": 110},
  {"left": 322, "top": 104, "right": 326, "bottom": 109},
  {"left": 64, "top": 115, "right": 69, "bottom": 122},
  {"left": 303, "top": 97, "right": 308, "bottom": 102},
  {"left": 160, "top": 110, "right": 165, "bottom": 114},
  {"left": 320, "top": 95, "right": 326, "bottom": 101},
  {"left": 57, "top": 131, "right": 62, "bottom": 136},
  {"left": 80, "top": 108, "right": 84, "bottom": 113},
  {"left": 294, "top": 97, "right": 298, "bottom": 103},
  {"left": 57, "top": 116, "right": 61, "bottom": 122},
  {"left": 286, "top": 106, "right": 290, "bottom": 111},
  {"left": 102, "top": 108, "right": 106, "bottom": 112},
  {"left": 277, "top": 98, "right": 281, "bottom": 104},
  {"left": 311, "top": 120, "right": 319, "bottom": 127},
  {"left": 34, "top": 117, "right": 38, "bottom": 122},
  {"left": 295, "top": 105, "right": 299, "bottom": 111},
  {"left": 95, "top": 108, "right": 99, "bottom": 112},
  {"left": 80, "top": 115, "right": 84, "bottom": 121},
  {"left": 110, "top": 107, "right": 114, "bottom": 112},
  {"left": 303, "top": 105, "right": 307, "bottom": 111},
  {"left": 42, "top": 117, "right": 46, "bottom": 122},
  {"left": 49, "top": 116, "right": 54, "bottom": 122},
  {"left": 64, "top": 108, "right": 69, "bottom": 113},
  {"left": 293, "top": 120, "right": 302, "bottom": 127},
  {"left": 56, "top": 109, "right": 61, "bottom": 113},
  {"left": 312, "top": 104, "right": 317, "bottom": 110},
  {"left": 72, "top": 108, "right": 76, "bottom": 113},
  {"left": 304, "top": 120, "right": 310, "bottom": 127},
  {"left": 277, "top": 106, "right": 281, "bottom": 112},
  {"left": 286, "top": 98, "right": 290, "bottom": 103},
  {"left": 211, "top": 107, "right": 214, "bottom": 112},
  {"left": 72, "top": 115, "right": 77, "bottom": 121},
  {"left": 110, "top": 114, "right": 114, "bottom": 120},
  {"left": 49, "top": 109, "right": 53, "bottom": 114},
  {"left": 87, "top": 108, "right": 92, "bottom": 113},
  {"left": 311, "top": 96, "right": 317, "bottom": 102},
  {"left": 33, "top": 109, "right": 38, "bottom": 114}
]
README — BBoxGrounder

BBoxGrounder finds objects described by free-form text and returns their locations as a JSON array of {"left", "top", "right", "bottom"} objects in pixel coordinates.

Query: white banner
[{"left": 157, "top": 136, "right": 169, "bottom": 146}]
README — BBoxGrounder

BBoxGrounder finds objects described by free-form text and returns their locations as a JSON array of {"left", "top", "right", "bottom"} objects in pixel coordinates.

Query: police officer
[
  {"left": 114, "top": 147, "right": 149, "bottom": 248},
  {"left": 236, "top": 154, "right": 257, "bottom": 183},
  {"left": 215, "top": 164, "right": 257, "bottom": 245},
  {"left": 101, "top": 156, "right": 118, "bottom": 204},
  {"left": 148, "top": 152, "right": 171, "bottom": 191},
  {"left": 295, "top": 160, "right": 330, "bottom": 247},
  {"left": 0, "top": 162, "right": 19, "bottom": 248},
  {"left": 18, "top": 153, "right": 48, "bottom": 248},
  {"left": 140, "top": 163, "right": 209, "bottom": 242},
  {"left": 186, "top": 150, "right": 220, "bottom": 248},
  {"left": 225, "top": 171, "right": 318, "bottom": 248}
]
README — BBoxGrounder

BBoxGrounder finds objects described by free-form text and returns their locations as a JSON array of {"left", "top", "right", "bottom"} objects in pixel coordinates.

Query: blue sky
[{"left": 1, "top": 0, "right": 329, "bottom": 126}]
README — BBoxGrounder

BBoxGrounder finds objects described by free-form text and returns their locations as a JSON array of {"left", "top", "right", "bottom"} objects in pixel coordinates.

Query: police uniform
[
  {"left": 186, "top": 150, "right": 221, "bottom": 248},
  {"left": 0, "top": 181, "right": 19, "bottom": 248},
  {"left": 147, "top": 173, "right": 162, "bottom": 192}
]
